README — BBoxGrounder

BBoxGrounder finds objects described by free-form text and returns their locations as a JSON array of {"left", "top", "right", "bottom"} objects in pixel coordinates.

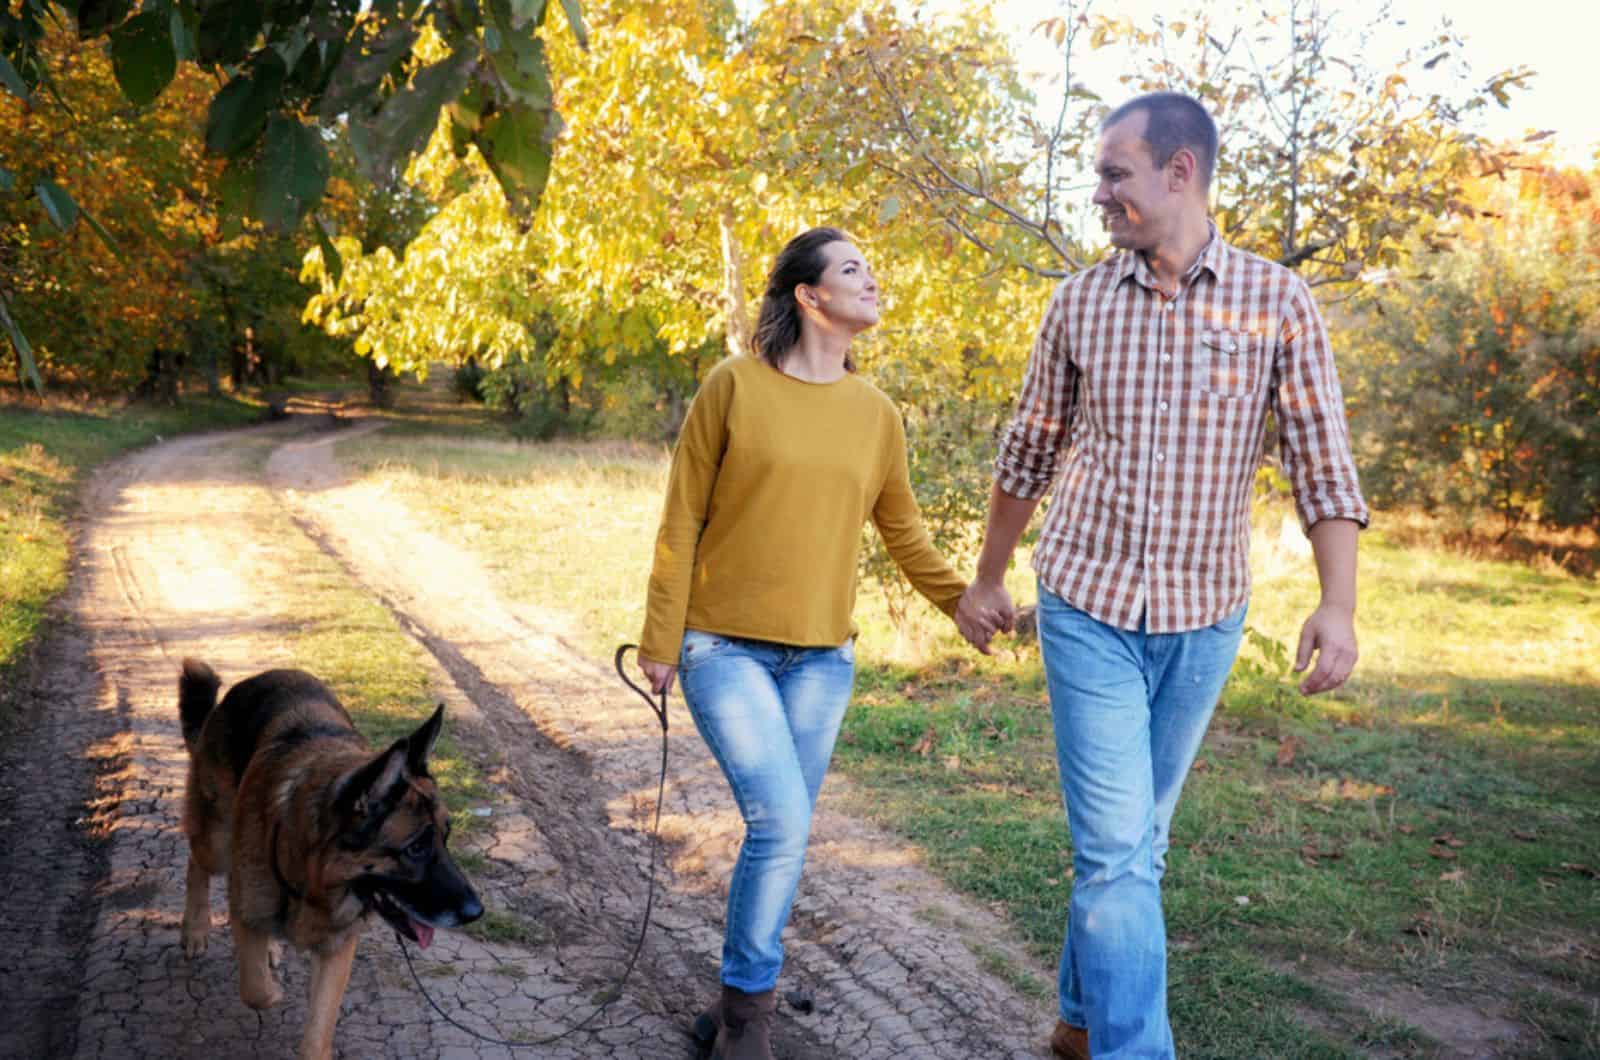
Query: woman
[{"left": 637, "top": 227, "right": 996, "bottom": 1060}]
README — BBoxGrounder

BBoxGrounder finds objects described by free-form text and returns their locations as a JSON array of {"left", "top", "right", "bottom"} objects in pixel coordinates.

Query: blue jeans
[
  {"left": 678, "top": 629, "right": 856, "bottom": 993},
  {"left": 1037, "top": 586, "right": 1246, "bottom": 1060}
]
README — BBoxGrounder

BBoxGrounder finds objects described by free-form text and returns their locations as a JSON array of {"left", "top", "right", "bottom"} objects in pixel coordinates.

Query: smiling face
[
  {"left": 797, "top": 240, "right": 880, "bottom": 335},
  {"left": 1092, "top": 108, "right": 1185, "bottom": 252}
]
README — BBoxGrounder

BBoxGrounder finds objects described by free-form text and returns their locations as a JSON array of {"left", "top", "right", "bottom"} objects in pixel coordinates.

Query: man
[{"left": 958, "top": 93, "right": 1368, "bottom": 1058}]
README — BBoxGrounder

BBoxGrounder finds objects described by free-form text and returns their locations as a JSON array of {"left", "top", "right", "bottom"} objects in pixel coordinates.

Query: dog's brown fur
[{"left": 178, "top": 659, "right": 481, "bottom": 1060}]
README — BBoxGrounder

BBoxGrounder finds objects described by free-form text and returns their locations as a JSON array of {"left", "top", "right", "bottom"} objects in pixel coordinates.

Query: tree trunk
[{"left": 720, "top": 206, "right": 751, "bottom": 358}]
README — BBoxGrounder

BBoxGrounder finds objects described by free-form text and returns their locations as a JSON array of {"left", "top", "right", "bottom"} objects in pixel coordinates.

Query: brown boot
[
  {"left": 711, "top": 985, "right": 776, "bottom": 1060},
  {"left": 1050, "top": 1019, "right": 1091, "bottom": 1060},
  {"left": 692, "top": 996, "right": 721, "bottom": 1047}
]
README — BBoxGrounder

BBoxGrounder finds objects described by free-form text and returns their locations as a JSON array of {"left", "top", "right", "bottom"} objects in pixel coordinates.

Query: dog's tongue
[{"left": 412, "top": 920, "right": 434, "bottom": 950}]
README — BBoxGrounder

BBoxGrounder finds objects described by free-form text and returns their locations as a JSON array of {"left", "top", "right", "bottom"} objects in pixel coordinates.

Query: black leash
[{"left": 395, "top": 643, "right": 670, "bottom": 1048}]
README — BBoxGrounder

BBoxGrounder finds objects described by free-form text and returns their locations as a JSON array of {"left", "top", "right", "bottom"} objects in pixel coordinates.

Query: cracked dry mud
[{"left": 0, "top": 413, "right": 1054, "bottom": 1059}]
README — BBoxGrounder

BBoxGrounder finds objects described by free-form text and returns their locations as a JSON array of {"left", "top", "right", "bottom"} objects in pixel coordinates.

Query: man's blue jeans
[
  {"left": 678, "top": 629, "right": 856, "bottom": 993},
  {"left": 1037, "top": 586, "right": 1246, "bottom": 1060}
]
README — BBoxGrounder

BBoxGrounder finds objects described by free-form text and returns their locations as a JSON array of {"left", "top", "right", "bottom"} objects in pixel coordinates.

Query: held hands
[
  {"left": 1294, "top": 602, "right": 1358, "bottom": 695},
  {"left": 956, "top": 579, "right": 1016, "bottom": 655},
  {"left": 638, "top": 656, "right": 678, "bottom": 696}
]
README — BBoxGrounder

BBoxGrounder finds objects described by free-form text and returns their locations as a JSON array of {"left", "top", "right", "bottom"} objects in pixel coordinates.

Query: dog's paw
[
  {"left": 181, "top": 919, "right": 209, "bottom": 958},
  {"left": 240, "top": 978, "right": 284, "bottom": 1011}
]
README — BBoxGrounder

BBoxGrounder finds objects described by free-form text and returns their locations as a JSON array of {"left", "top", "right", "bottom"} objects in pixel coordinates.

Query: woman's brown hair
[{"left": 750, "top": 226, "right": 856, "bottom": 372}]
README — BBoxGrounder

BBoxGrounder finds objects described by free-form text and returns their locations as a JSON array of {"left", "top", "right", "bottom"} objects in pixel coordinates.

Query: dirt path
[{"left": 1, "top": 414, "right": 1054, "bottom": 1059}]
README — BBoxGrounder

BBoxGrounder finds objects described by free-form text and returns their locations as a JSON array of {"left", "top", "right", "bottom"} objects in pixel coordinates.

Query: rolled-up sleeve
[
  {"left": 1274, "top": 277, "right": 1370, "bottom": 533},
  {"left": 995, "top": 281, "right": 1077, "bottom": 498}
]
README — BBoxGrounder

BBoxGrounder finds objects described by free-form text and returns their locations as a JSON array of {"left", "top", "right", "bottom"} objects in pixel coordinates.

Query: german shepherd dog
[{"left": 177, "top": 659, "right": 483, "bottom": 1059}]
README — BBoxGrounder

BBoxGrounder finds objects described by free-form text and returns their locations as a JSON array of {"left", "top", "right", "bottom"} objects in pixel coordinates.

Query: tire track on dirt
[{"left": 268, "top": 423, "right": 1055, "bottom": 1060}]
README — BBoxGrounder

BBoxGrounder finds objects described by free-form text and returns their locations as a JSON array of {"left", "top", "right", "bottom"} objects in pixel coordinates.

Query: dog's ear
[
  {"left": 334, "top": 739, "right": 407, "bottom": 826},
  {"left": 405, "top": 704, "right": 445, "bottom": 777}
]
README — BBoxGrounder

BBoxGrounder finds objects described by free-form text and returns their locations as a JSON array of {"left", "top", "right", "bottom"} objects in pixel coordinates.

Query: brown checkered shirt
[{"left": 995, "top": 226, "right": 1369, "bottom": 633}]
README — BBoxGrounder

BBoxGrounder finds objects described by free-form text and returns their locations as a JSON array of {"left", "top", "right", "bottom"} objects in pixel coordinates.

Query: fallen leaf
[
  {"left": 1429, "top": 846, "right": 1458, "bottom": 860},
  {"left": 1275, "top": 735, "right": 1299, "bottom": 768},
  {"left": 1397, "top": 824, "right": 1414, "bottom": 835},
  {"left": 1512, "top": 829, "right": 1538, "bottom": 842},
  {"left": 1432, "top": 833, "right": 1465, "bottom": 848},
  {"left": 942, "top": 754, "right": 961, "bottom": 773},
  {"left": 1440, "top": 869, "right": 1466, "bottom": 882},
  {"left": 1191, "top": 757, "right": 1209, "bottom": 772},
  {"left": 1560, "top": 862, "right": 1599, "bottom": 880},
  {"left": 910, "top": 726, "right": 936, "bottom": 757}
]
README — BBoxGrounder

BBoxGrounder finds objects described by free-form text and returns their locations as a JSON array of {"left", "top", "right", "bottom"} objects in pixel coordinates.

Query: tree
[
  {"left": 860, "top": 0, "right": 1531, "bottom": 288},
  {"left": 1347, "top": 163, "right": 1599, "bottom": 532},
  {"left": 1, "top": 0, "right": 586, "bottom": 391}
]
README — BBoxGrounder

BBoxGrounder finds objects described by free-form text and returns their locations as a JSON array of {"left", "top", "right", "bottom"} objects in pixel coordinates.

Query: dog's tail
[{"left": 178, "top": 659, "right": 221, "bottom": 752}]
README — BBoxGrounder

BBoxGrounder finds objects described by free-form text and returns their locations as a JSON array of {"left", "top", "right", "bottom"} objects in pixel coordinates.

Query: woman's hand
[{"left": 639, "top": 656, "right": 678, "bottom": 696}]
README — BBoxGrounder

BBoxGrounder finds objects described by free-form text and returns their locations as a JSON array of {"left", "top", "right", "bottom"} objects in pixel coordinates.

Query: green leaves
[
  {"left": 34, "top": 179, "right": 79, "bottom": 231},
  {"left": 110, "top": 11, "right": 177, "bottom": 106},
  {"left": 75, "top": 0, "right": 133, "bottom": 41},
  {"left": 480, "top": 100, "right": 553, "bottom": 213},
  {"left": 487, "top": 2, "right": 553, "bottom": 105},
  {"left": 0, "top": 296, "right": 43, "bottom": 394},
  {"left": 358, "top": 48, "right": 476, "bottom": 181},
  {"left": 196, "top": 0, "right": 262, "bottom": 66},
  {"left": 556, "top": 0, "right": 588, "bottom": 49},
  {"left": 316, "top": 21, "right": 418, "bottom": 119},
  {"left": 205, "top": 51, "right": 287, "bottom": 156},
  {"left": 254, "top": 116, "right": 329, "bottom": 231},
  {"left": 0, "top": 52, "right": 30, "bottom": 101},
  {"left": 314, "top": 216, "right": 344, "bottom": 287}
]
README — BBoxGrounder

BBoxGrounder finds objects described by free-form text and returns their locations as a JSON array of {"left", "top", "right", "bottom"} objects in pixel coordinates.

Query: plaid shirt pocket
[{"left": 1197, "top": 329, "right": 1266, "bottom": 398}]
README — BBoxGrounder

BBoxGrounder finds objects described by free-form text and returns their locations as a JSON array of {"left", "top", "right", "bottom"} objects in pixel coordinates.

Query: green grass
[
  {"left": 0, "top": 395, "right": 261, "bottom": 692},
  {"left": 334, "top": 419, "right": 1599, "bottom": 1057}
]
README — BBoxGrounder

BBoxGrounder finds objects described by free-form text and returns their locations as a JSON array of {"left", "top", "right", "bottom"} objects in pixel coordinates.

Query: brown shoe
[
  {"left": 1050, "top": 1019, "right": 1091, "bottom": 1060},
  {"left": 712, "top": 985, "right": 776, "bottom": 1060},
  {"left": 691, "top": 996, "right": 722, "bottom": 1047}
]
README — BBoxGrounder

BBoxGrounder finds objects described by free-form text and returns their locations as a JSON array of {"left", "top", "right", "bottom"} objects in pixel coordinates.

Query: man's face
[{"left": 1091, "top": 110, "right": 1178, "bottom": 251}]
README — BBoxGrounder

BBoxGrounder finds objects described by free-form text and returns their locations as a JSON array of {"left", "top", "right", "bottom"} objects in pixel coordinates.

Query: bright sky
[{"left": 987, "top": 0, "right": 1600, "bottom": 166}]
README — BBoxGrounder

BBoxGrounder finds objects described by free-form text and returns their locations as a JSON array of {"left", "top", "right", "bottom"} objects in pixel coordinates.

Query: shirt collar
[{"left": 1115, "top": 220, "right": 1228, "bottom": 290}]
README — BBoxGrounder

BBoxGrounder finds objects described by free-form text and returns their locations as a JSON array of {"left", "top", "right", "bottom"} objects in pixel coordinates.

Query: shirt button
[
  {"left": 1159, "top": 401, "right": 1169, "bottom": 412},
  {"left": 1164, "top": 302, "right": 1176, "bottom": 312},
  {"left": 1161, "top": 354, "right": 1172, "bottom": 363},
  {"left": 1155, "top": 452, "right": 1165, "bottom": 462},
  {"left": 1152, "top": 503, "right": 1162, "bottom": 513}
]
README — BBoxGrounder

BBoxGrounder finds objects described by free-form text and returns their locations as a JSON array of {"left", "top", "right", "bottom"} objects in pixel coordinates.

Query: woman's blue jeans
[
  {"left": 678, "top": 629, "right": 856, "bottom": 993},
  {"left": 1037, "top": 586, "right": 1246, "bottom": 1060}
]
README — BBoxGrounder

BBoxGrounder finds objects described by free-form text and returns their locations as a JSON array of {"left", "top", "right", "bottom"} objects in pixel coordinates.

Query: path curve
[{"left": 2, "top": 414, "right": 1054, "bottom": 1059}]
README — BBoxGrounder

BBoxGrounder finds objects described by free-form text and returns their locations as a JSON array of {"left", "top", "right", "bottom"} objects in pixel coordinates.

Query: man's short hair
[{"left": 1102, "top": 93, "right": 1218, "bottom": 188}]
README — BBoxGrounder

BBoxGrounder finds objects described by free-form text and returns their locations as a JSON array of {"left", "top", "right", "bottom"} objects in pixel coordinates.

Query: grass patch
[
  {"left": 328, "top": 402, "right": 1599, "bottom": 1055},
  {"left": 0, "top": 395, "right": 261, "bottom": 697},
  {"left": 464, "top": 907, "right": 550, "bottom": 948}
]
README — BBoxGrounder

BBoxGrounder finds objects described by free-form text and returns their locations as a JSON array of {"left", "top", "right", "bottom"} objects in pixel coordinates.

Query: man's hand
[
  {"left": 1294, "top": 603, "right": 1357, "bottom": 695},
  {"left": 956, "top": 579, "right": 1015, "bottom": 655},
  {"left": 639, "top": 656, "right": 677, "bottom": 696}
]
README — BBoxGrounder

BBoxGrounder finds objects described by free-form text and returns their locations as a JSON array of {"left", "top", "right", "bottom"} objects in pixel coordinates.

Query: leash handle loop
[{"left": 614, "top": 642, "right": 668, "bottom": 732}]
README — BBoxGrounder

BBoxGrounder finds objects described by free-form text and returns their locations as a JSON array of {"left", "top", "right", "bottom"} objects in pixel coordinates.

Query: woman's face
[{"left": 799, "top": 241, "right": 880, "bottom": 333}]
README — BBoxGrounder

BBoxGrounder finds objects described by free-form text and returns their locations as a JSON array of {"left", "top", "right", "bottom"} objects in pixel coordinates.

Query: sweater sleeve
[
  {"left": 870, "top": 409, "right": 967, "bottom": 617},
  {"left": 638, "top": 367, "right": 733, "bottom": 664}
]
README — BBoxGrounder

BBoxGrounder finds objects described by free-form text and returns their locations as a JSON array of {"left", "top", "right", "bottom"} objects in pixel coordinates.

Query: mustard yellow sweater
[{"left": 639, "top": 354, "right": 966, "bottom": 665}]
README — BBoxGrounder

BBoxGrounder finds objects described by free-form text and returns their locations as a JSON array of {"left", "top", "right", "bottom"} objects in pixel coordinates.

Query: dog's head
[{"left": 331, "top": 705, "right": 483, "bottom": 948}]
